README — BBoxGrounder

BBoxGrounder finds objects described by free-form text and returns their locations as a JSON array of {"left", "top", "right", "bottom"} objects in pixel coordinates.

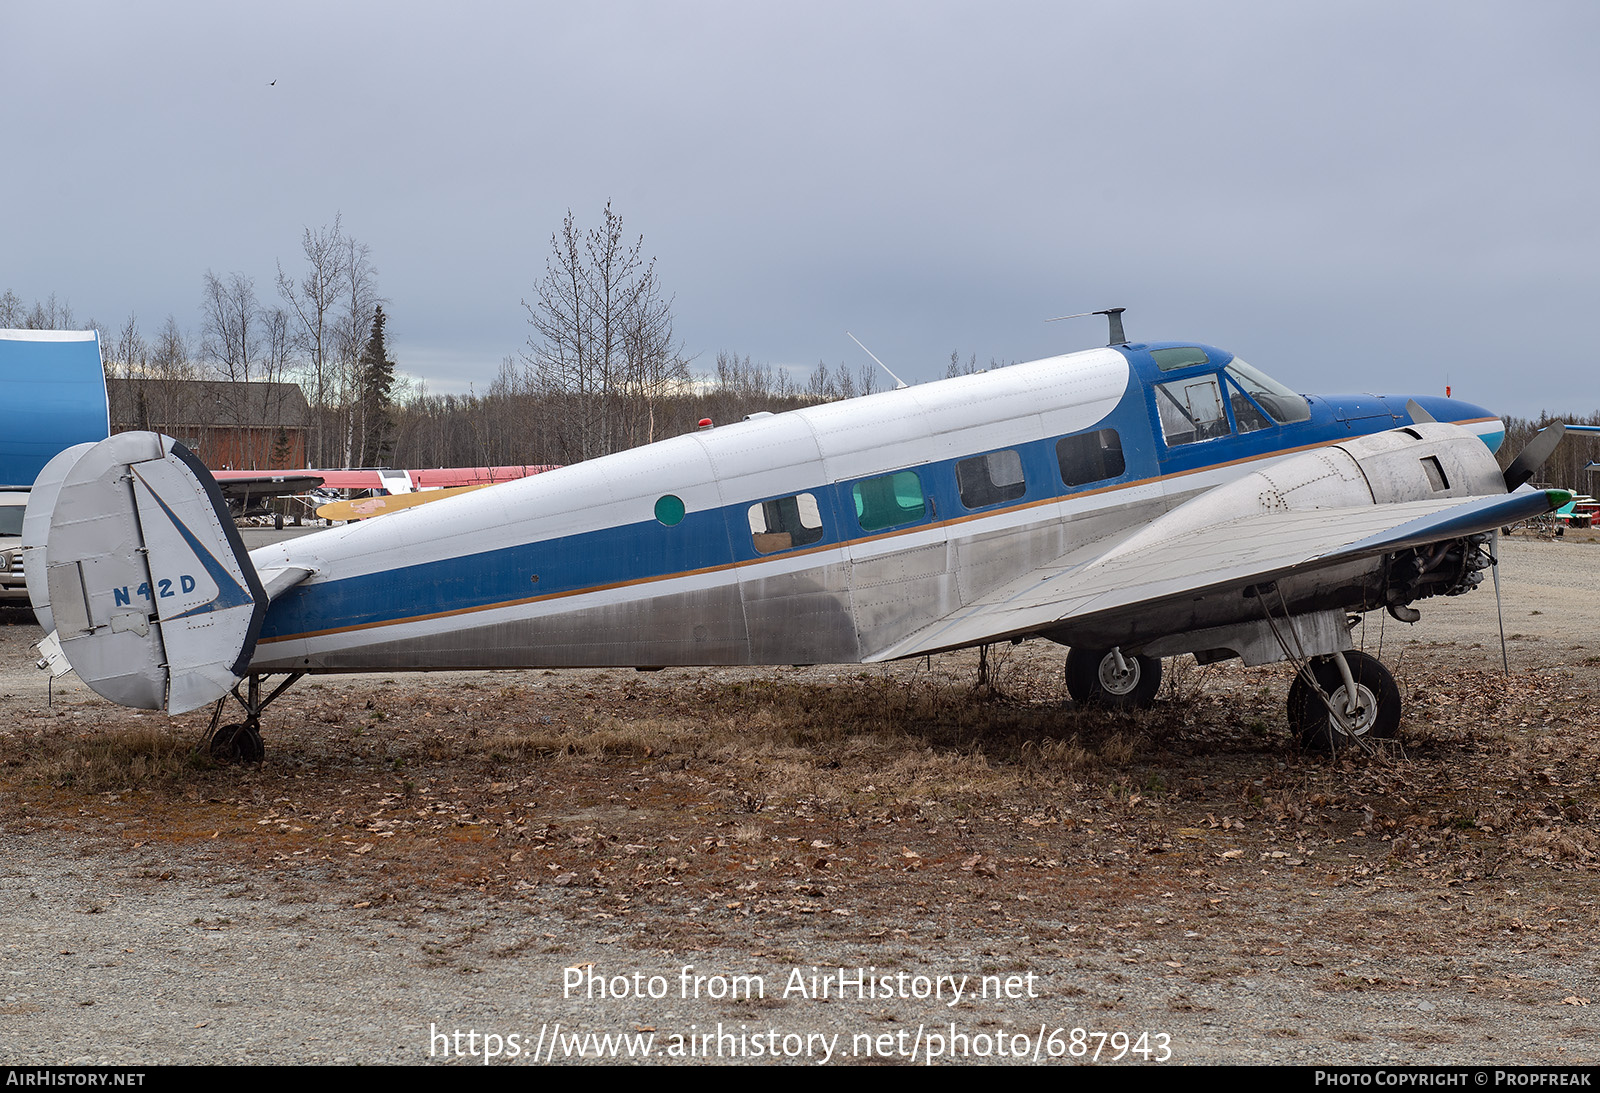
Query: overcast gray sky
[{"left": 4, "top": 0, "right": 1595, "bottom": 417}]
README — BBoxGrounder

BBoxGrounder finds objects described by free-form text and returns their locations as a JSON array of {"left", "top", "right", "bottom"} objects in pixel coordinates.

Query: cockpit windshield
[{"left": 1224, "top": 358, "right": 1310, "bottom": 424}]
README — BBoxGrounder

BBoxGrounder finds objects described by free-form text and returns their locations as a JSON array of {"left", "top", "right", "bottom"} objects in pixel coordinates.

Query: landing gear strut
[
  {"left": 1287, "top": 651, "right": 1400, "bottom": 752},
  {"left": 200, "top": 672, "right": 305, "bottom": 763},
  {"left": 1065, "top": 647, "right": 1163, "bottom": 709}
]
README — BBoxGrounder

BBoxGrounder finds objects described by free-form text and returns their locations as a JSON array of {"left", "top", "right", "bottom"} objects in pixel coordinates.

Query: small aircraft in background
[
  {"left": 1545, "top": 494, "right": 1600, "bottom": 531},
  {"left": 209, "top": 464, "right": 559, "bottom": 522},
  {"left": 22, "top": 311, "right": 1569, "bottom": 760}
]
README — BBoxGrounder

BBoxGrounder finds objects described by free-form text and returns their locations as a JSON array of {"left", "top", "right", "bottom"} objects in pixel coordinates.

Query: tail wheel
[
  {"left": 1288, "top": 651, "right": 1400, "bottom": 752},
  {"left": 1065, "top": 648, "right": 1162, "bottom": 709},
  {"left": 211, "top": 720, "right": 264, "bottom": 764}
]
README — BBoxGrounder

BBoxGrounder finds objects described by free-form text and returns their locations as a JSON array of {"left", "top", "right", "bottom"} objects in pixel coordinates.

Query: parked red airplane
[{"left": 208, "top": 465, "right": 559, "bottom": 519}]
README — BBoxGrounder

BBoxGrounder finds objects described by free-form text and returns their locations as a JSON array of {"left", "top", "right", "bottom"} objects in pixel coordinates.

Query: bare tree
[
  {"left": 260, "top": 304, "right": 299, "bottom": 468},
  {"left": 278, "top": 216, "right": 347, "bottom": 467},
  {"left": 198, "top": 271, "right": 266, "bottom": 468},
  {"left": 335, "top": 234, "right": 380, "bottom": 465},
  {"left": 142, "top": 315, "right": 194, "bottom": 436},
  {"left": 522, "top": 204, "right": 685, "bottom": 460},
  {"left": 199, "top": 271, "right": 262, "bottom": 384},
  {"left": 620, "top": 258, "right": 688, "bottom": 447},
  {"left": 523, "top": 209, "right": 600, "bottom": 460},
  {"left": 24, "top": 293, "right": 74, "bottom": 330},
  {"left": 112, "top": 313, "right": 146, "bottom": 382},
  {"left": 0, "top": 290, "right": 24, "bottom": 328},
  {"left": 806, "top": 361, "right": 835, "bottom": 401}
]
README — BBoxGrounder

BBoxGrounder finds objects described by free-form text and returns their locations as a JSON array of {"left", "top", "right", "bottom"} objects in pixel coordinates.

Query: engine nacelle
[{"left": 1052, "top": 422, "right": 1506, "bottom": 658}]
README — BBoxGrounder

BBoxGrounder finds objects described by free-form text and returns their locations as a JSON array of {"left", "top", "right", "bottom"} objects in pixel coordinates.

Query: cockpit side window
[
  {"left": 1224, "top": 358, "right": 1310, "bottom": 424},
  {"left": 1156, "top": 376, "right": 1231, "bottom": 446},
  {"left": 1225, "top": 375, "right": 1273, "bottom": 433}
]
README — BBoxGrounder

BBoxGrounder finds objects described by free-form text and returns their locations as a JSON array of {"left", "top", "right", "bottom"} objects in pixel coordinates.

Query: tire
[
  {"left": 1289, "top": 651, "right": 1399, "bottom": 752},
  {"left": 211, "top": 721, "right": 265, "bottom": 763},
  {"left": 1065, "top": 648, "right": 1162, "bottom": 709},
  {"left": 1286, "top": 669, "right": 1312, "bottom": 735}
]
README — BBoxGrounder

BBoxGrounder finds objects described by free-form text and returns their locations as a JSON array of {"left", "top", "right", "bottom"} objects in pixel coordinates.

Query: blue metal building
[{"left": 0, "top": 329, "right": 111, "bottom": 489}]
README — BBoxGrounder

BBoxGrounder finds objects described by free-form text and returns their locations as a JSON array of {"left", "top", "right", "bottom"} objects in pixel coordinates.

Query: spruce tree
[{"left": 357, "top": 305, "right": 396, "bottom": 466}]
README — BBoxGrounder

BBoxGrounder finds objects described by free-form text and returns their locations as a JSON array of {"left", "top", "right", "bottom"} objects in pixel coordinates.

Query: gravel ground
[{"left": 2, "top": 533, "right": 1598, "bottom": 1066}]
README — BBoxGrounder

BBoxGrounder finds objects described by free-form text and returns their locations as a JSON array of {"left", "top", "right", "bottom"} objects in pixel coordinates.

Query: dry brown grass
[
  {"left": 2, "top": 724, "right": 216, "bottom": 792},
  {"left": 1, "top": 641, "right": 1597, "bottom": 962}
]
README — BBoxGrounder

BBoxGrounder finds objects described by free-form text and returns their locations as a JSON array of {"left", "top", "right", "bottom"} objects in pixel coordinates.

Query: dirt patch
[{"left": 1, "top": 538, "right": 1598, "bottom": 1064}]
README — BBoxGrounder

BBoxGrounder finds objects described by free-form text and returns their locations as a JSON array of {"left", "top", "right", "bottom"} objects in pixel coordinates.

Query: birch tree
[{"left": 521, "top": 204, "right": 686, "bottom": 460}]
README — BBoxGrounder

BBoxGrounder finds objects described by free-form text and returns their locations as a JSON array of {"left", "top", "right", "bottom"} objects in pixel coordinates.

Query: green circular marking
[{"left": 654, "top": 494, "right": 686, "bottom": 526}]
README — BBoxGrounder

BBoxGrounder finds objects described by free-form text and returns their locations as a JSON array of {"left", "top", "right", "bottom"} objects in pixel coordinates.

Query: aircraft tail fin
[{"left": 24, "top": 432, "right": 269, "bottom": 714}]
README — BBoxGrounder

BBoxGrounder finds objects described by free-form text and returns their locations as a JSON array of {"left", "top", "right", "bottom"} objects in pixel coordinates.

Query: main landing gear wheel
[
  {"left": 1065, "top": 648, "right": 1162, "bottom": 709},
  {"left": 1288, "top": 651, "right": 1400, "bottom": 753},
  {"left": 211, "top": 719, "right": 264, "bottom": 763}
]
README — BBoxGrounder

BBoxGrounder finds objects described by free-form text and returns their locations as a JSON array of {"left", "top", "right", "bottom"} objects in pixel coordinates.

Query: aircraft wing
[
  {"left": 212, "top": 465, "right": 558, "bottom": 494},
  {"left": 867, "top": 487, "right": 1566, "bottom": 662},
  {"left": 211, "top": 472, "right": 326, "bottom": 510},
  {"left": 314, "top": 482, "right": 490, "bottom": 521}
]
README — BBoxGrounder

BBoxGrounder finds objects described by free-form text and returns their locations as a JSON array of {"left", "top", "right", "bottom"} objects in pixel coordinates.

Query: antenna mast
[
  {"left": 846, "top": 332, "right": 908, "bottom": 390},
  {"left": 1046, "top": 306, "right": 1129, "bottom": 346}
]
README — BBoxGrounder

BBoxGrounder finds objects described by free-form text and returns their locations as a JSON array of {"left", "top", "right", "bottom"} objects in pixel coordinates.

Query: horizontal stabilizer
[{"left": 28, "top": 433, "right": 268, "bottom": 713}]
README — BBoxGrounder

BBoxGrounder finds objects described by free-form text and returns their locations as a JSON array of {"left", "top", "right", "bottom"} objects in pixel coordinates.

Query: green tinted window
[
  {"left": 852, "top": 471, "right": 926, "bottom": 531},
  {"left": 1150, "top": 346, "right": 1211, "bottom": 371},
  {"left": 654, "top": 494, "right": 686, "bottom": 526}
]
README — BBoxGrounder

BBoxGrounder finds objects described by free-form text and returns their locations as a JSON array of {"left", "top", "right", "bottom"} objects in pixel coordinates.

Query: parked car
[{"left": 0, "top": 491, "right": 28, "bottom": 604}]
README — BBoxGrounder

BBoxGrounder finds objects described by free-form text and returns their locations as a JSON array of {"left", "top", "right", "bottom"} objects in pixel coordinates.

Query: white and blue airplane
[{"left": 22, "top": 312, "right": 1568, "bottom": 759}]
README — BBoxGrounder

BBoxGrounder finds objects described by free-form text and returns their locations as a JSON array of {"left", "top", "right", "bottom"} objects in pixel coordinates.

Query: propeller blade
[
  {"left": 1503, "top": 423, "right": 1565, "bottom": 491},
  {"left": 1405, "top": 399, "right": 1435, "bottom": 423}
]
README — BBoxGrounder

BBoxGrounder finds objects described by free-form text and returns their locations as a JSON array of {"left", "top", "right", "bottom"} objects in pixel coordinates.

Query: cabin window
[
  {"left": 1156, "top": 376, "right": 1231, "bottom": 446},
  {"left": 654, "top": 494, "right": 686, "bottom": 526},
  {"left": 748, "top": 493, "right": 824, "bottom": 554},
  {"left": 956, "top": 449, "right": 1026, "bottom": 510},
  {"left": 852, "top": 471, "right": 926, "bottom": 532},
  {"left": 1056, "top": 429, "right": 1125, "bottom": 488}
]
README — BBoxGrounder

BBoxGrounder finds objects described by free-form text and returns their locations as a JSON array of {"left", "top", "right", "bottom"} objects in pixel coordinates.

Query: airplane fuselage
[{"left": 244, "top": 342, "right": 1501, "bottom": 675}]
